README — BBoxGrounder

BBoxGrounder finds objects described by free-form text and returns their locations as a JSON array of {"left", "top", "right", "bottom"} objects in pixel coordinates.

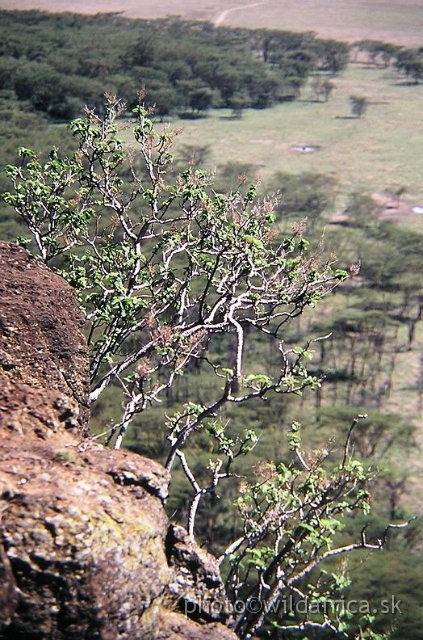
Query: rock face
[
  {"left": 0, "top": 242, "right": 90, "bottom": 437},
  {"left": 0, "top": 242, "right": 236, "bottom": 640}
]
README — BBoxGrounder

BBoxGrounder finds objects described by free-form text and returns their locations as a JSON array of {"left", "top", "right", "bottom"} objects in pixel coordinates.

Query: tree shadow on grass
[
  {"left": 299, "top": 98, "right": 327, "bottom": 104},
  {"left": 218, "top": 114, "right": 243, "bottom": 120},
  {"left": 390, "top": 80, "right": 420, "bottom": 87},
  {"left": 178, "top": 112, "right": 208, "bottom": 120}
]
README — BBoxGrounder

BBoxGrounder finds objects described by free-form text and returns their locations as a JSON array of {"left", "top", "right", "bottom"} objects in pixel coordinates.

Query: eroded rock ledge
[{"left": 0, "top": 242, "right": 236, "bottom": 640}]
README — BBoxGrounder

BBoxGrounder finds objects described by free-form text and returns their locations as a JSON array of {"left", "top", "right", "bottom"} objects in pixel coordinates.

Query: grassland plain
[
  {"left": 165, "top": 62, "right": 423, "bottom": 212},
  {"left": 3, "top": 0, "right": 423, "bottom": 46}
]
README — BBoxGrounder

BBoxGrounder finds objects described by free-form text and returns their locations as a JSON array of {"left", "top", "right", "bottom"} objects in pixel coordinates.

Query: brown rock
[
  {"left": 166, "top": 525, "right": 232, "bottom": 623},
  {"left": 153, "top": 611, "right": 238, "bottom": 640},
  {"left": 0, "top": 437, "right": 172, "bottom": 639},
  {"left": 0, "top": 242, "right": 237, "bottom": 640},
  {"left": 0, "top": 241, "right": 89, "bottom": 435}
]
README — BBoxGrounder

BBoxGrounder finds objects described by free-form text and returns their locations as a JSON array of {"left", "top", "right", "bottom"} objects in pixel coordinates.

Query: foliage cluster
[
  {"left": 349, "top": 95, "right": 368, "bottom": 118},
  {"left": 355, "top": 39, "right": 423, "bottom": 83},
  {"left": 0, "top": 10, "right": 350, "bottom": 119}
]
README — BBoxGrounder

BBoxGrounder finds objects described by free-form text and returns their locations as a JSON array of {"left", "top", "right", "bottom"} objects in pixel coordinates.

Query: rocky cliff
[{"left": 0, "top": 242, "right": 237, "bottom": 640}]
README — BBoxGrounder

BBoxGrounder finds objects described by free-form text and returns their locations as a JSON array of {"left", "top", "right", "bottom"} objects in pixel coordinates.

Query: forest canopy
[{"left": 0, "top": 10, "right": 351, "bottom": 117}]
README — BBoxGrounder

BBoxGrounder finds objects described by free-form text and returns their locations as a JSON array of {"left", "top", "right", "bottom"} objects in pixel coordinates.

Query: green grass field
[{"left": 167, "top": 62, "right": 423, "bottom": 212}]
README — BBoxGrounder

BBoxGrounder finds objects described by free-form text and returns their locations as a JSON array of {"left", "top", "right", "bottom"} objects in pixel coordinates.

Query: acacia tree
[
  {"left": 311, "top": 76, "right": 335, "bottom": 102},
  {"left": 349, "top": 95, "right": 368, "bottom": 118},
  {"left": 2, "top": 96, "right": 399, "bottom": 639}
]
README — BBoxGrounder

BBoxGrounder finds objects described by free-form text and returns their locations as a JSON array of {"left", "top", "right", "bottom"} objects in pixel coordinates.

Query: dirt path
[{"left": 213, "top": 1, "right": 266, "bottom": 27}]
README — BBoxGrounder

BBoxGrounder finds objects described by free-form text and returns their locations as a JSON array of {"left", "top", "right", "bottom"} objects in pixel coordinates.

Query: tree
[
  {"left": 4, "top": 97, "right": 343, "bottom": 453},
  {"left": 355, "top": 39, "right": 399, "bottom": 68},
  {"left": 228, "top": 90, "right": 250, "bottom": 118},
  {"left": 13, "top": 61, "right": 69, "bottom": 119},
  {"left": 2, "top": 96, "right": 401, "bottom": 639},
  {"left": 321, "top": 77, "right": 335, "bottom": 101},
  {"left": 314, "top": 39, "right": 350, "bottom": 74},
  {"left": 270, "top": 171, "right": 338, "bottom": 229},
  {"left": 213, "top": 64, "right": 241, "bottom": 104},
  {"left": 188, "top": 86, "right": 216, "bottom": 114},
  {"left": 395, "top": 48, "right": 423, "bottom": 83},
  {"left": 176, "top": 143, "right": 211, "bottom": 168},
  {"left": 311, "top": 76, "right": 335, "bottom": 102},
  {"left": 344, "top": 191, "right": 382, "bottom": 227},
  {"left": 349, "top": 94, "right": 368, "bottom": 118}
]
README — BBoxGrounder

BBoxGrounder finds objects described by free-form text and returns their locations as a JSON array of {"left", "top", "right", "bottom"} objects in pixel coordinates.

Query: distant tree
[
  {"left": 395, "top": 48, "right": 423, "bottom": 82},
  {"left": 271, "top": 172, "right": 338, "bottom": 228},
  {"left": 254, "top": 28, "right": 314, "bottom": 65},
  {"left": 13, "top": 62, "right": 68, "bottom": 118},
  {"left": 0, "top": 57, "right": 20, "bottom": 91},
  {"left": 0, "top": 11, "right": 347, "bottom": 120},
  {"left": 311, "top": 76, "right": 323, "bottom": 101},
  {"left": 378, "top": 42, "right": 401, "bottom": 67},
  {"left": 65, "top": 75, "right": 107, "bottom": 113},
  {"left": 311, "top": 76, "right": 335, "bottom": 102},
  {"left": 213, "top": 64, "right": 240, "bottom": 104},
  {"left": 147, "top": 85, "right": 180, "bottom": 116},
  {"left": 355, "top": 39, "right": 384, "bottom": 66},
  {"left": 374, "top": 224, "right": 423, "bottom": 349},
  {"left": 363, "top": 41, "right": 401, "bottom": 68},
  {"left": 349, "top": 94, "right": 368, "bottom": 118},
  {"left": 344, "top": 191, "right": 381, "bottom": 226},
  {"left": 321, "top": 78, "right": 335, "bottom": 101},
  {"left": 228, "top": 90, "right": 249, "bottom": 118},
  {"left": 176, "top": 143, "right": 211, "bottom": 168},
  {"left": 314, "top": 39, "right": 350, "bottom": 74},
  {"left": 409, "top": 59, "right": 423, "bottom": 84},
  {"left": 130, "top": 30, "right": 160, "bottom": 67},
  {"left": 244, "top": 69, "right": 281, "bottom": 108},
  {"left": 188, "top": 87, "right": 216, "bottom": 114},
  {"left": 274, "top": 49, "right": 317, "bottom": 81}
]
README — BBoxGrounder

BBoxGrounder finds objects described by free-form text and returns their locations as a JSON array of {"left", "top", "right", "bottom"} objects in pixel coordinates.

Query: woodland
[{"left": 1, "top": 9, "right": 423, "bottom": 640}]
